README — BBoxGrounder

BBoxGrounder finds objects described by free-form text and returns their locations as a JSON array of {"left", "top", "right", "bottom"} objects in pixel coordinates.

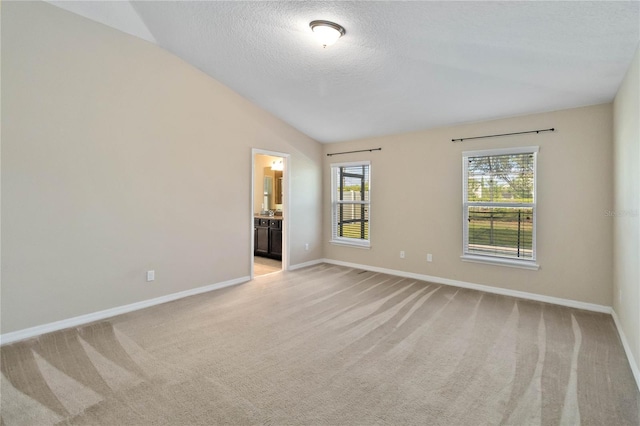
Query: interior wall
[
  {"left": 323, "top": 103, "right": 614, "bottom": 306},
  {"left": 1, "top": 1, "right": 322, "bottom": 334},
  {"left": 613, "top": 44, "right": 640, "bottom": 375}
]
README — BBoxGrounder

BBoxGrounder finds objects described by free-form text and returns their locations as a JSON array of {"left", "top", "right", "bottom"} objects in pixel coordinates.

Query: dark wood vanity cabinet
[
  {"left": 254, "top": 218, "right": 282, "bottom": 260},
  {"left": 270, "top": 227, "right": 282, "bottom": 257},
  {"left": 254, "top": 225, "right": 269, "bottom": 256}
]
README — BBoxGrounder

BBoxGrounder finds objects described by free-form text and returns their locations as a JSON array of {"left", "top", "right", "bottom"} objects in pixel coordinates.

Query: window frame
[
  {"left": 330, "top": 161, "right": 371, "bottom": 249},
  {"left": 461, "top": 146, "right": 539, "bottom": 270}
]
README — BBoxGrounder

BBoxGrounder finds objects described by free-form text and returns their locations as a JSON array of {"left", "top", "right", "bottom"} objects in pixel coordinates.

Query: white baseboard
[
  {"left": 288, "top": 259, "right": 325, "bottom": 271},
  {"left": 4, "top": 259, "right": 637, "bottom": 391},
  {"left": 322, "top": 258, "right": 612, "bottom": 314},
  {"left": 0, "top": 276, "right": 250, "bottom": 346},
  {"left": 611, "top": 310, "right": 640, "bottom": 391}
]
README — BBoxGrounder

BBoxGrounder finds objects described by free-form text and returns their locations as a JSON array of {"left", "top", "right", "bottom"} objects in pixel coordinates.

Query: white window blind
[
  {"left": 462, "top": 147, "right": 538, "bottom": 266},
  {"left": 331, "top": 162, "right": 371, "bottom": 248}
]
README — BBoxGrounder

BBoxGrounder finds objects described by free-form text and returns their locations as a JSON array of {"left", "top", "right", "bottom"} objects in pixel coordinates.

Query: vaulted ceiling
[{"left": 49, "top": 1, "right": 640, "bottom": 143}]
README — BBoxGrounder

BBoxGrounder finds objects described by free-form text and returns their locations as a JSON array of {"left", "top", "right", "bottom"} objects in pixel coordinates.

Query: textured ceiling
[{"left": 49, "top": 1, "right": 640, "bottom": 143}]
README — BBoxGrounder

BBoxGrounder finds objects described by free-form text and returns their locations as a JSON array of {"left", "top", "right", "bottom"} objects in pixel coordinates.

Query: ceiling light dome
[{"left": 309, "top": 20, "right": 345, "bottom": 48}]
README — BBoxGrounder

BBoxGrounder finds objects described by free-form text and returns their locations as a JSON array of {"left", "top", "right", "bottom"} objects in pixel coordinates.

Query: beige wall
[
  {"left": 1, "top": 2, "right": 323, "bottom": 333},
  {"left": 323, "top": 104, "right": 614, "bottom": 306},
  {"left": 613, "top": 45, "right": 640, "bottom": 374}
]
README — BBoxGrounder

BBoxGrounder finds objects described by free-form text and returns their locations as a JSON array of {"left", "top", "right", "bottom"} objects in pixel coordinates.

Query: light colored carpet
[
  {"left": 1, "top": 264, "right": 638, "bottom": 425},
  {"left": 253, "top": 256, "right": 282, "bottom": 276}
]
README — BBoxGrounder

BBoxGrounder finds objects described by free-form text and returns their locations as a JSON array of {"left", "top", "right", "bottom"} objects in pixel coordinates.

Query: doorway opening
[{"left": 251, "top": 150, "right": 289, "bottom": 278}]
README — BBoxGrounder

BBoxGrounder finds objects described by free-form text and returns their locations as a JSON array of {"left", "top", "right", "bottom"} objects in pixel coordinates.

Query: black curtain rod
[
  {"left": 451, "top": 128, "right": 555, "bottom": 143},
  {"left": 326, "top": 147, "right": 382, "bottom": 157}
]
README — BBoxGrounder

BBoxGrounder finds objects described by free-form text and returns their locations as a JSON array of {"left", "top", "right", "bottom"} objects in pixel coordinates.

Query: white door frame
[{"left": 251, "top": 148, "right": 290, "bottom": 279}]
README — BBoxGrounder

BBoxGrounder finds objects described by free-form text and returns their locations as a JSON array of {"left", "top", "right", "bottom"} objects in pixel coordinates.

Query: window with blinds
[
  {"left": 331, "top": 162, "right": 371, "bottom": 248},
  {"left": 462, "top": 147, "right": 538, "bottom": 266}
]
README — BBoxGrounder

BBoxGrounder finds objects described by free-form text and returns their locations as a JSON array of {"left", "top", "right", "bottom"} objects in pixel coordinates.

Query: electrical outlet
[
  {"left": 305, "top": 243, "right": 309, "bottom": 251},
  {"left": 400, "top": 251, "right": 405, "bottom": 259},
  {"left": 427, "top": 253, "right": 433, "bottom": 262},
  {"left": 146, "top": 270, "right": 155, "bottom": 282}
]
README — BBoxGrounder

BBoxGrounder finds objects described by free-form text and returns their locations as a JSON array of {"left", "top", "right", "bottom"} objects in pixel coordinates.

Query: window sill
[
  {"left": 461, "top": 254, "right": 539, "bottom": 270},
  {"left": 330, "top": 239, "right": 371, "bottom": 249}
]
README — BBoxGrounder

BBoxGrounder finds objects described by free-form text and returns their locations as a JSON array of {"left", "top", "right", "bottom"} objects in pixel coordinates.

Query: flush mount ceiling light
[{"left": 309, "top": 20, "right": 345, "bottom": 48}]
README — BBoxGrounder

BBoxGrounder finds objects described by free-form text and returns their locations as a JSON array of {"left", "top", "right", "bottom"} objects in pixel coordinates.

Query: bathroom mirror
[
  {"left": 263, "top": 176, "right": 272, "bottom": 195},
  {"left": 274, "top": 171, "right": 283, "bottom": 205},
  {"left": 262, "top": 166, "right": 283, "bottom": 211}
]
